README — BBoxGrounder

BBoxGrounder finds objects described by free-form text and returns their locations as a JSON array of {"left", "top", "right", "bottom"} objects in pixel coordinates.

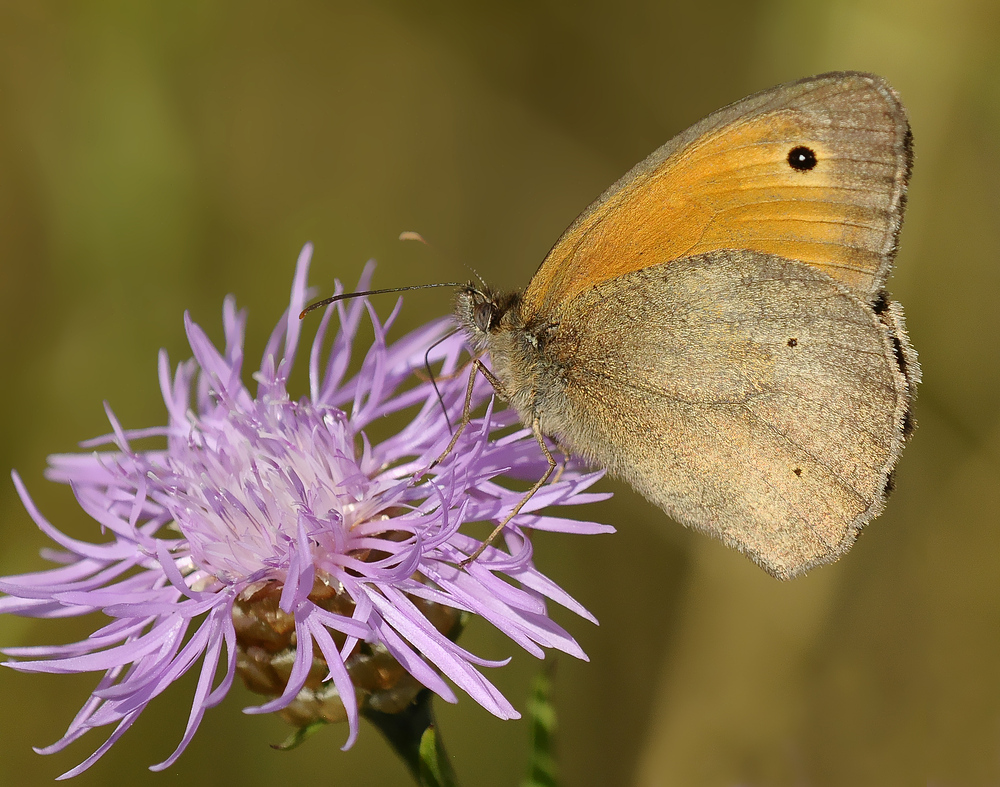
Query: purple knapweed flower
[{"left": 0, "top": 244, "right": 612, "bottom": 778}]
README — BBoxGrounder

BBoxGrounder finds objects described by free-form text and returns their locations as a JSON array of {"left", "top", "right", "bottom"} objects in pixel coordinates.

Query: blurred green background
[{"left": 0, "top": 1, "right": 997, "bottom": 785}]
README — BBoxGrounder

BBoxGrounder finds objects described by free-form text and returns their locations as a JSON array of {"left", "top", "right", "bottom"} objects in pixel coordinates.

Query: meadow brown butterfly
[{"left": 454, "top": 72, "right": 919, "bottom": 580}]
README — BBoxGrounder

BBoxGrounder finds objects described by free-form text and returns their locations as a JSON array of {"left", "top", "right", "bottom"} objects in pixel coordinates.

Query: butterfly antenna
[
  {"left": 467, "top": 266, "right": 488, "bottom": 292},
  {"left": 299, "top": 282, "right": 463, "bottom": 320}
]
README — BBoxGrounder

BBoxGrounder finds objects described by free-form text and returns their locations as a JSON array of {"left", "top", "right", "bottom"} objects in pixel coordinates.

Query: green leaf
[
  {"left": 418, "top": 723, "right": 459, "bottom": 787},
  {"left": 522, "top": 661, "right": 559, "bottom": 787},
  {"left": 271, "top": 719, "right": 329, "bottom": 751},
  {"left": 365, "top": 689, "right": 460, "bottom": 787}
]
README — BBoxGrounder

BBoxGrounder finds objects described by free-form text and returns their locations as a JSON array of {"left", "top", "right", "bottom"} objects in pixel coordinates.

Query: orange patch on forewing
[{"left": 522, "top": 112, "right": 898, "bottom": 317}]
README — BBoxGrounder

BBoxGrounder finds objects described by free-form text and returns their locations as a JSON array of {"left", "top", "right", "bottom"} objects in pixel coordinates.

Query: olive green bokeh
[{"left": 0, "top": 1, "right": 997, "bottom": 785}]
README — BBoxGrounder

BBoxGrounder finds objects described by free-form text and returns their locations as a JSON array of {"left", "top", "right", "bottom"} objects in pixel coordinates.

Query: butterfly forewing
[{"left": 521, "top": 72, "right": 911, "bottom": 319}]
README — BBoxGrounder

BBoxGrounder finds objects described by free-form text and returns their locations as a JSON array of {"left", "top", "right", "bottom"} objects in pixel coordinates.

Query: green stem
[{"left": 364, "top": 689, "right": 460, "bottom": 787}]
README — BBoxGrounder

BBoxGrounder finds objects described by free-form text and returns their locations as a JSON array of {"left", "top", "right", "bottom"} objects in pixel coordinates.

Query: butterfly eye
[
  {"left": 473, "top": 300, "right": 496, "bottom": 333},
  {"left": 787, "top": 146, "right": 818, "bottom": 171}
]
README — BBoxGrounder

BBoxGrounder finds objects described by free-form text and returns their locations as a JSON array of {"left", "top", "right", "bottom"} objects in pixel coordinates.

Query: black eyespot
[
  {"left": 793, "top": 467, "right": 803, "bottom": 476},
  {"left": 787, "top": 337, "right": 798, "bottom": 347},
  {"left": 788, "top": 146, "right": 817, "bottom": 171}
]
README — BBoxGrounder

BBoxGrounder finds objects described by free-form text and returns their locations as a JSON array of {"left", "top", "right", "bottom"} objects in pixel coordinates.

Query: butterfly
[{"left": 454, "top": 72, "right": 918, "bottom": 580}]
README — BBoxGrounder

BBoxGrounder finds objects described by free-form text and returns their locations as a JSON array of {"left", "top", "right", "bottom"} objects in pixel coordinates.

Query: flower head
[{"left": 0, "top": 244, "right": 612, "bottom": 778}]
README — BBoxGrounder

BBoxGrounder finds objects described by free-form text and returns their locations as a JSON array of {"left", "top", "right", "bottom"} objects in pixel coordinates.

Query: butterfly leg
[
  {"left": 550, "top": 441, "right": 572, "bottom": 484},
  {"left": 460, "top": 417, "right": 556, "bottom": 566},
  {"left": 429, "top": 358, "right": 503, "bottom": 469}
]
